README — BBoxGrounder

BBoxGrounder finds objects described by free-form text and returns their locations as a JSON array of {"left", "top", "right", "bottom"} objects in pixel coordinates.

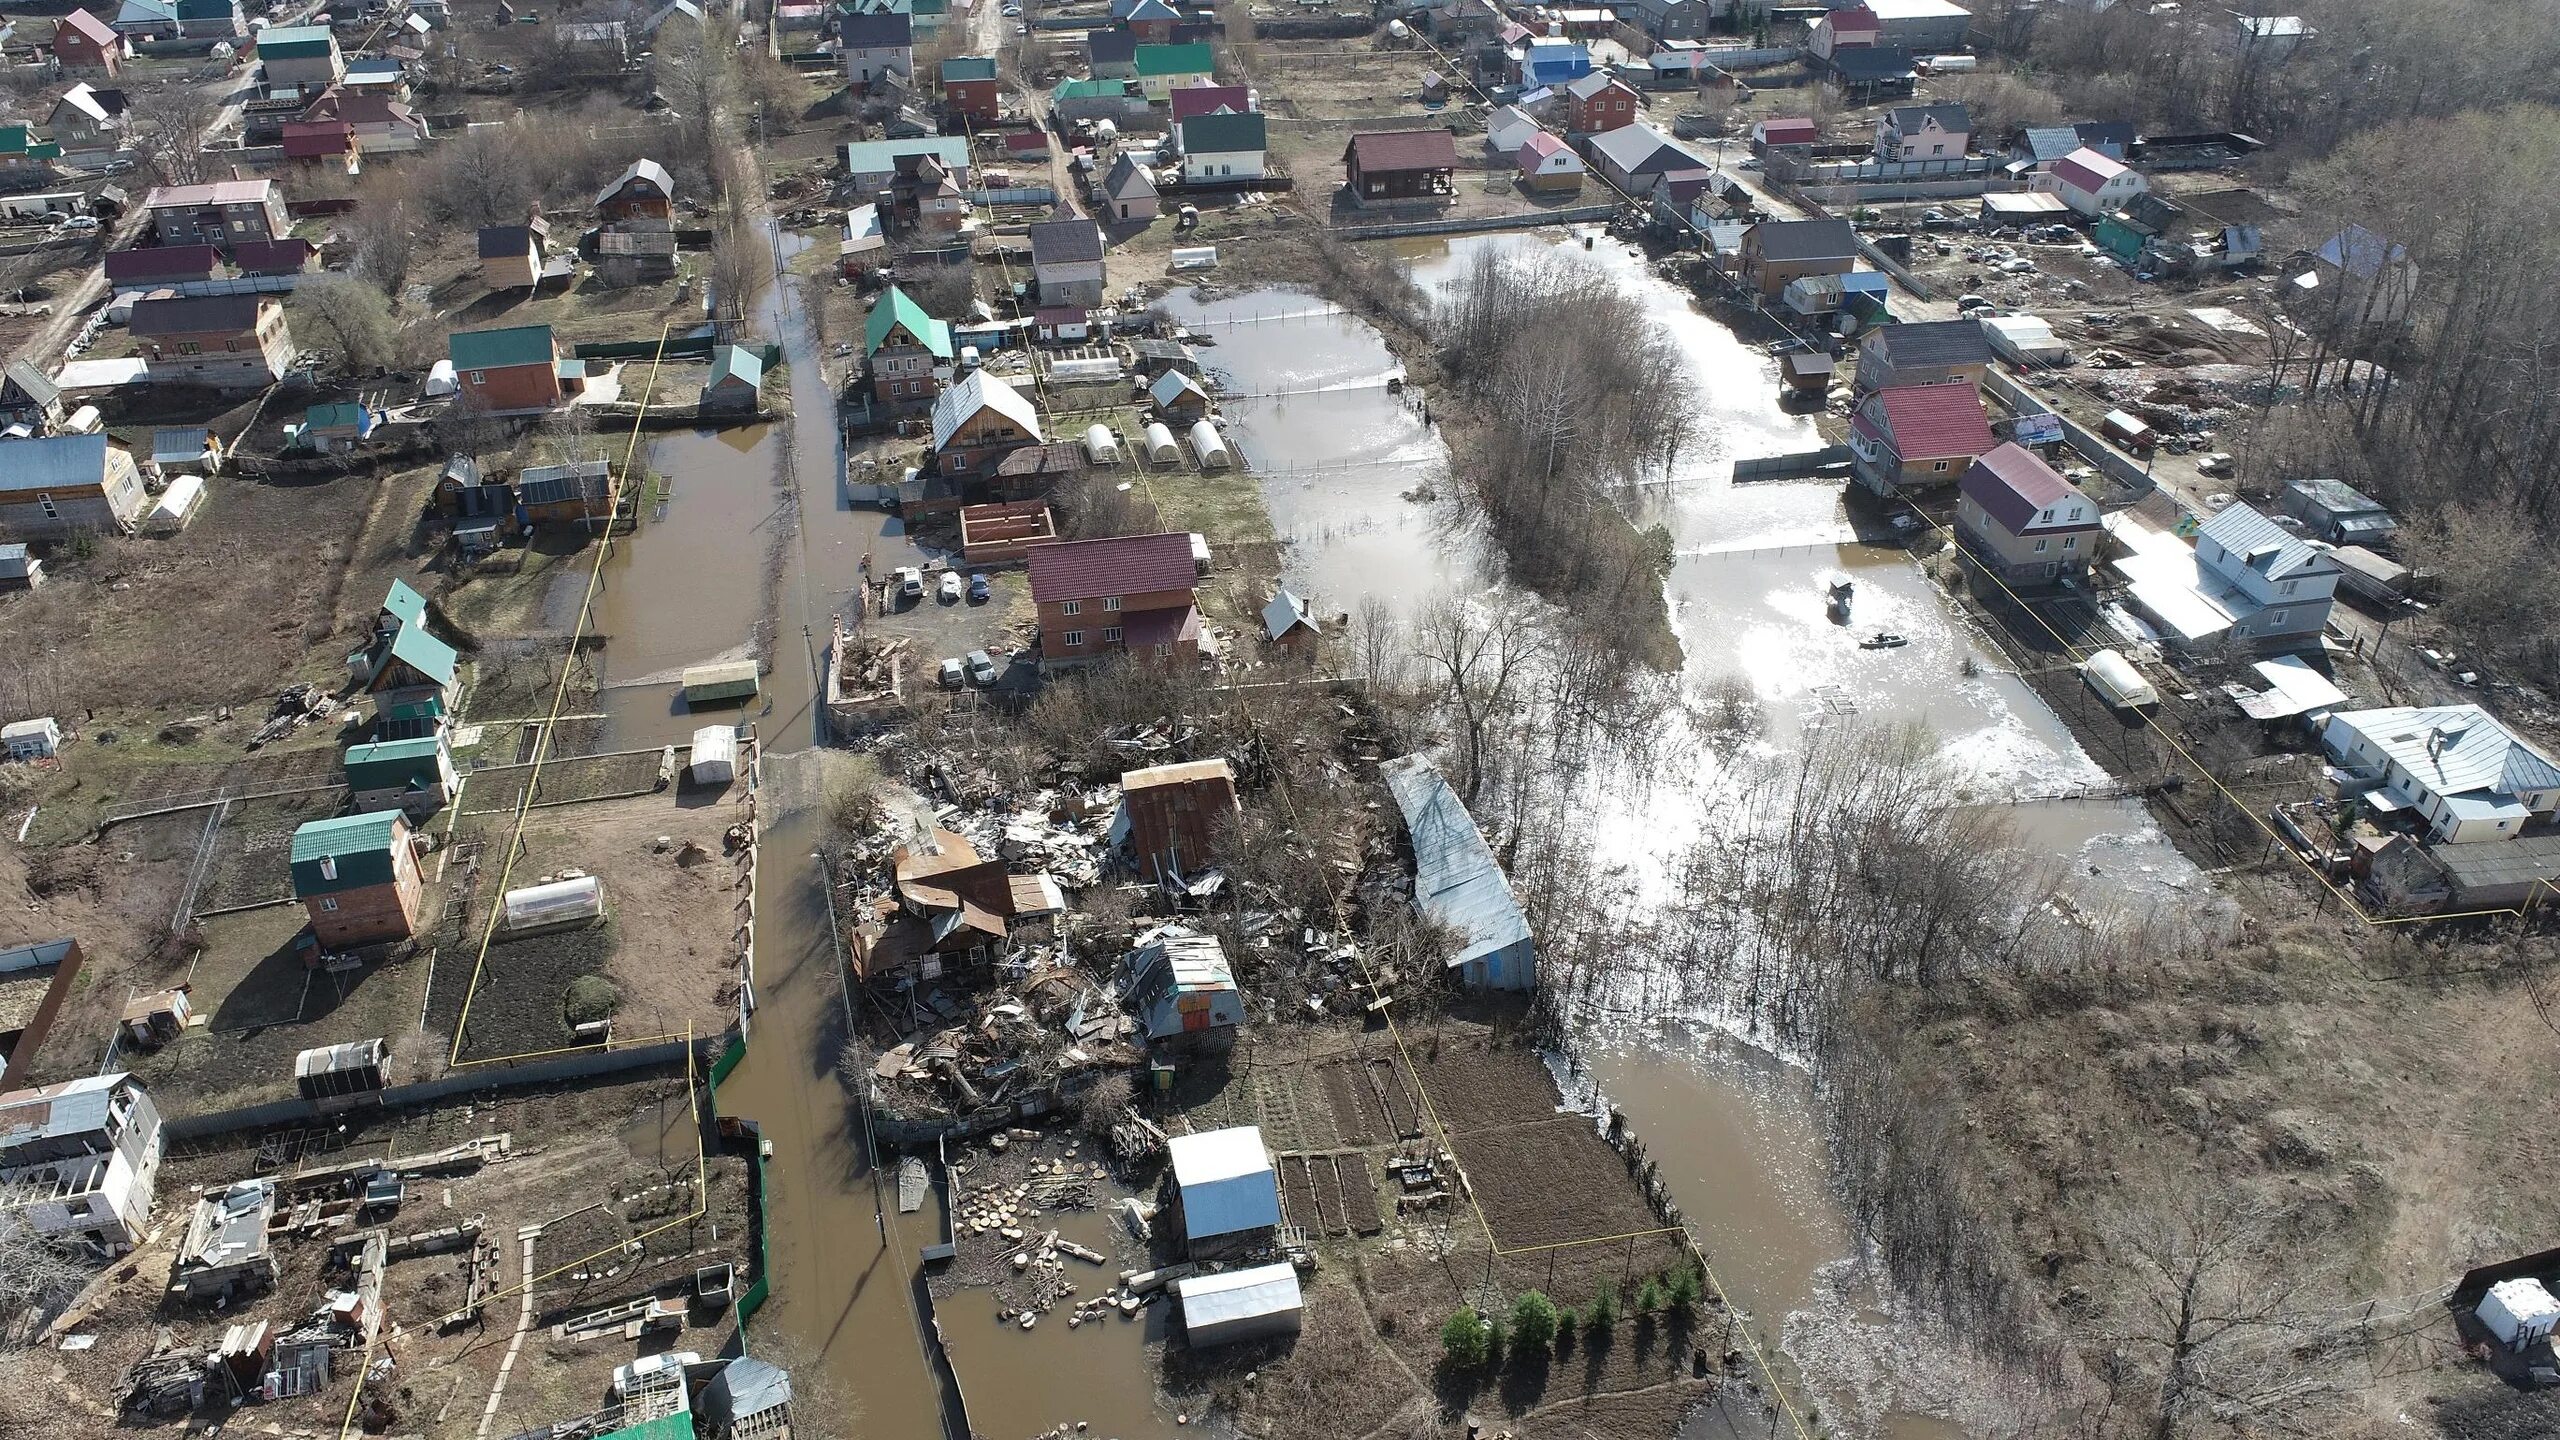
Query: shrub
[
  {"left": 563, "top": 975, "right": 621, "bottom": 1025},
  {"left": 1509, "top": 1291, "right": 1559, "bottom": 1355},
  {"left": 1439, "top": 1308, "right": 1492, "bottom": 1370},
  {"left": 1665, "top": 1265, "right": 1702, "bottom": 1320},
  {"left": 1636, "top": 1278, "right": 1663, "bottom": 1315},
  {"left": 1587, "top": 1287, "right": 1617, "bottom": 1332},
  {"left": 1551, "top": 1303, "right": 1577, "bottom": 1354}
]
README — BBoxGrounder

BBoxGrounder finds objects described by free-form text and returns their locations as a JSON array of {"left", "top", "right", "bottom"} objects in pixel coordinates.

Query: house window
[
  {"left": 2033, "top": 538, "right": 2047, "bottom": 552},
  {"left": 1061, "top": 629, "right": 1085, "bottom": 647},
  {"left": 2281, "top": 580, "right": 2298, "bottom": 595},
  {"left": 1102, "top": 596, "right": 1121, "bottom": 612},
  {"left": 320, "top": 896, "right": 339, "bottom": 912},
  {"left": 1932, "top": 460, "right": 1950, "bottom": 472},
  {"left": 1931, "top": 143, "right": 1945, "bottom": 156},
  {"left": 2269, "top": 609, "right": 2288, "bottom": 627},
  {"left": 469, "top": 370, "right": 486, "bottom": 384},
  {"left": 2038, "top": 509, "right": 2053, "bottom": 522},
  {"left": 2062, "top": 536, "right": 2077, "bottom": 550},
  {"left": 319, "top": 855, "right": 338, "bottom": 882},
  {"left": 177, "top": 340, "right": 201, "bottom": 355},
  {"left": 1061, "top": 599, "right": 1082, "bottom": 616},
  {"left": 1102, "top": 626, "right": 1123, "bottom": 643}
]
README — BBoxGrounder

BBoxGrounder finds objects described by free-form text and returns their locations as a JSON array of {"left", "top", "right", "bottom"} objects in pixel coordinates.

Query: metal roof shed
[
  {"left": 1178, "top": 1262, "right": 1304, "bottom": 1347},
  {"left": 1380, "top": 754, "right": 1536, "bottom": 991},
  {"left": 1167, "top": 1125, "right": 1280, "bottom": 1252}
]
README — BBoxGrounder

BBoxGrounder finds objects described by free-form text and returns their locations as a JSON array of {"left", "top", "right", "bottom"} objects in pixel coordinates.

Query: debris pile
[
  {"left": 837, "top": 633, "right": 908, "bottom": 699},
  {"left": 250, "top": 682, "right": 338, "bottom": 749}
]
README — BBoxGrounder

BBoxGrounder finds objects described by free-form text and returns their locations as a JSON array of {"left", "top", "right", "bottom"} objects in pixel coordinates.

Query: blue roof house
[
  {"left": 1382, "top": 754, "right": 1536, "bottom": 991},
  {"left": 1521, "top": 38, "right": 1590, "bottom": 89}
]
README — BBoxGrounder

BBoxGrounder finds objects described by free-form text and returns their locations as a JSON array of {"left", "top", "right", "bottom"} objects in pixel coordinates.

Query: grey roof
[
  {"left": 594, "top": 157, "right": 673, "bottom": 209},
  {"left": 703, "top": 1356, "right": 793, "bottom": 1424},
  {"left": 1178, "top": 1262, "right": 1302, "bottom": 1333},
  {"left": 129, "top": 293, "right": 264, "bottom": 336},
  {"left": 1586, "top": 121, "right": 1705, "bottom": 178},
  {"left": 2432, "top": 832, "right": 2560, "bottom": 892},
  {"left": 1087, "top": 27, "right": 1138, "bottom": 64},
  {"left": 0, "top": 433, "right": 111, "bottom": 494},
  {"left": 2199, "top": 501, "right": 2336, "bottom": 582},
  {"left": 0, "top": 1073, "right": 127, "bottom": 1154},
  {"left": 2317, "top": 224, "right": 2406, "bottom": 279},
  {"left": 518, "top": 459, "right": 613, "bottom": 505},
  {"left": 1866, "top": 318, "right": 1991, "bottom": 370},
  {"left": 1885, "top": 102, "right": 1968, "bottom": 134},
  {"left": 1380, "top": 753, "right": 1533, "bottom": 973},
  {"left": 151, "top": 427, "right": 210, "bottom": 462},
  {"left": 1167, "top": 1125, "right": 1281, "bottom": 1240},
  {"left": 177, "top": 1177, "right": 273, "bottom": 1272},
  {"left": 1103, "top": 151, "right": 1156, "bottom": 199},
  {"left": 1, "top": 360, "right": 58, "bottom": 408},
  {"left": 2285, "top": 475, "right": 2388, "bottom": 517},
  {"left": 2331, "top": 705, "right": 2560, "bottom": 803},
  {"left": 2017, "top": 126, "right": 2079, "bottom": 162},
  {"left": 1826, "top": 44, "right": 1915, "bottom": 81},
  {"left": 1029, "top": 217, "right": 1105, "bottom": 266},
  {"left": 1749, "top": 216, "right": 1858, "bottom": 264},
  {"left": 840, "top": 9, "right": 911, "bottom": 45},
  {"left": 1261, "top": 587, "right": 1315, "bottom": 640}
]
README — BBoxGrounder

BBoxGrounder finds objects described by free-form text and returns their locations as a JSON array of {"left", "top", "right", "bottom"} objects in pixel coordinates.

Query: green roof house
[
  {"left": 702, "top": 344, "right": 765, "bottom": 413},
  {"left": 449, "top": 324, "right": 565, "bottom": 412},
  {"left": 253, "top": 23, "right": 343, "bottom": 86},
  {"left": 1132, "top": 42, "right": 1213, "bottom": 99},
  {"left": 343, "top": 733, "right": 458, "bottom": 816},
  {"left": 0, "top": 125, "right": 64, "bottom": 166},
  {"left": 865, "top": 285, "right": 953, "bottom": 407},
  {"left": 379, "top": 578, "right": 428, "bottom": 631},
  {"left": 290, "top": 810, "right": 424, "bottom": 946},
  {"left": 349, "top": 578, "right": 458, "bottom": 739}
]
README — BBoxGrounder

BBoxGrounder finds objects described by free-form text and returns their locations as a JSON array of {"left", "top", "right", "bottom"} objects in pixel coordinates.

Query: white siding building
[
  {"left": 0, "top": 1072, "right": 162, "bottom": 1254},
  {"left": 2322, "top": 705, "right": 2560, "bottom": 844}
]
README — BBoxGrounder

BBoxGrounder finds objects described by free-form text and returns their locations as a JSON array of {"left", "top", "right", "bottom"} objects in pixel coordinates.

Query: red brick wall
[{"left": 460, "top": 361, "right": 562, "bottom": 411}]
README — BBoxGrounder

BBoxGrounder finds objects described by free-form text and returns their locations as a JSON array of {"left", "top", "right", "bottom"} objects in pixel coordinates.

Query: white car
[
  {"left": 55, "top": 216, "right": 100, "bottom": 233},
  {"left": 937, "top": 570, "right": 963, "bottom": 603},
  {"left": 896, "top": 566, "right": 924, "bottom": 601},
  {"left": 610, "top": 1351, "right": 699, "bottom": 1399}
]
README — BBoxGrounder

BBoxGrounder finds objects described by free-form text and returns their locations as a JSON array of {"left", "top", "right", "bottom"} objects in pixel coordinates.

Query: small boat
[{"left": 1860, "top": 632, "right": 1909, "bottom": 650}]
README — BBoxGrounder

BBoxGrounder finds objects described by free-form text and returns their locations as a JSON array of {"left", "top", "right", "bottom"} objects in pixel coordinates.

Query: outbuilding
[
  {"left": 343, "top": 733, "right": 457, "bottom": 816},
  {"left": 1, "top": 718, "right": 61, "bottom": 761},
  {"left": 1178, "top": 1262, "right": 1303, "bottom": 1347},
  {"left": 1126, "top": 923, "right": 1245, "bottom": 1043},
  {"left": 1165, "top": 1125, "right": 1281, "bottom": 1257}
]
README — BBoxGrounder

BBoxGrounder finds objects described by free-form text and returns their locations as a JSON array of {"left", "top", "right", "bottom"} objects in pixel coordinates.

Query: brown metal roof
[{"left": 1344, "top": 129, "right": 1459, "bottom": 175}]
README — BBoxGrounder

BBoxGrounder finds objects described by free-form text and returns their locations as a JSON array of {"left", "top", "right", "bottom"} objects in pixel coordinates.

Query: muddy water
[{"left": 934, "top": 1200, "right": 1185, "bottom": 1440}]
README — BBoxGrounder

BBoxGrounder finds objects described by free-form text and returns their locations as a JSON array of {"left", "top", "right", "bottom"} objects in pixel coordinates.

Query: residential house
[
  {"left": 343, "top": 732, "right": 457, "bottom": 816},
  {"left": 641, "top": 0, "right": 705, "bottom": 35},
  {"left": 1164, "top": 1126, "right": 1281, "bottom": 1258},
  {"left": 1343, "top": 129, "right": 1458, "bottom": 204},
  {"left": 1124, "top": 0, "right": 1181, "bottom": 40},
  {"left": 0, "top": 1072, "right": 162, "bottom": 1254},
  {"left": 129, "top": 294, "right": 294, "bottom": 391},
  {"left": 1752, "top": 116, "right": 1820, "bottom": 157},
  {"left": 1028, "top": 217, "right": 1107, "bottom": 306},
  {"left": 702, "top": 345, "right": 764, "bottom": 413},
  {"left": 554, "top": 20, "right": 630, "bottom": 64},
  {"left": 1176, "top": 110, "right": 1265, "bottom": 183},
  {"left": 1053, "top": 75, "right": 1147, "bottom": 127},
  {"left": 1617, "top": 0, "right": 1711, "bottom": 40},
  {"left": 2323, "top": 706, "right": 2560, "bottom": 845},
  {"left": 2282, "top": 476, "right": 2397, "bottom": 549},
  {"left": 840, "top": 11, "right": 913, "bottom": 85},
  {"left": 349, "top": 579, "right": 458, "bottom": 735},
  {"left": 476, "top": 222, "right": 544, "bottom": 289},
  {"left": 253, "top": 24, "right": 344, "bottom": 87},
  {"left": 143, "top": 178, "right": 289, "bottom": 250},
  {"left": 1116, "top": 759, "right": 1240, "bottom": 880},
  {"left": 1876, "top": 101, "right": 1969, "bottom": 161},
  {"left": 1169, "top": 83, "right": 1252, "bottom": 122},
  {"left": 297, "top": 87, "right": 429, "bottom": 149},
  {"left": 2049, "top": 145, "right": 2145, "bottom": 218},
  {"left": 279, "top": 118, "right": 358, "bottom": 167},
  {"left": 232, "top": 237, "right": 315, "bottom": 279},
  {"left": 841, "top": 136, "right": 972, "bottom": 196},
  {"left": 864, "top": 284, "right": 953, "bottom": 405},
  {"left": 1854, "top": 318, "right": 1992, "bottom": 392},
  {"left": 1026, "top": 530, "right": 1204, "bottom": 666},
  {"left": 1086, "top": 27, "right": 1140, "bottom": 79},
  {"left": 2006, "top": 121, "right": 2132, "bottom": 173},
  {"left": 1563, "top": 71, "right": 1640, "bottom": 134},
  {"left": 110, "top": 0, "right": 178, "bottom": 39},
  {"left": 1132, "top": 42, "right": 1214, "bottom": 101},
  {"left": 48, "top": 83, "right": 126, "bottom": 148},
  {"left": 1381, "top": 753, "right": 1537, "bottom": 990},
  {"left": 594, "top": 158, "right": 674, "bottom": 220},
  {"left": 1126, "top": 924, "right": 1244, "bottom": 1043},
  {"left": 1954, "top": 442, "right": 2097, "bottom": 587},
  {"left": 1148, "top": 369, "right": 1212, "bottom": 423},
  {"left": 1809, "top": 3, "right": 1880, "bottom": 56},
  {"left": 1848, "top": 383, "right": 1995, "bottom": 494},
  {"left": 175, "top": 0, "right": 244, "bottom": 36},
  {"left": 1740, "top": 216, "right": 1859, "bottom": 299},
  {"left": 0, "top": 125, "right": 63, "bottom": 180},
  {"left": 516, "top": 461, "right": 618, "bottom": 529},
  {"left": 1486, "top": 103, "right": 1541, "bottom": 154},
  {"left": 1262, "top": 587, "right": 1319, "bottom": 647},
  {"left": 1519, "top": 37, "right": 1590, "bottom": 89},
  {"left": 930, "top": 370, "right": 1045, "bottom": 477},
  {"left": 2111, "top": 501, "right": 2339, "bottom": 652},
  {"left": 449, "top": 325, "right": 564, "bottom": 412},
  {"left": 1585, "top": 121, "right": 1711, "bottom": 194},
  {"left": 938, "top": 55, "right": 999, "bottom": 123},
  {"left": 2297, "top": 225, "right": 2417, "bottom": 329},
  {"left": 1001, "top": 129, "right": 1053, "bottom": 166},
  {"left": 104, "top": 243, "right": 218, "bottom": 288},
  {"left": 840, "top": 202, "right": 887, "bottom": 274},
  {"left": 2095, "top": 191, "right": 2180, "bottom": 263},
  {"left": 289, "top": 811, "right": 424, "bottom": 947},
  {"left": 53, "top": 12, "right": 126, "bottom": 77},
  {"left": 1101, "top": 151, "right": 1159, "bottom": 222},
  {"left": 1867, "top": 0, "right": 1972, "bottom": 49},
  {"left": 1516, "top": 131, "right": 1585, "bottom": 192},
  {"left": 0, "top": 362, "right": 64, "bottom": 434},
  {"left": 1824, "top": 43, "right": 1919, "bottom": 97}
]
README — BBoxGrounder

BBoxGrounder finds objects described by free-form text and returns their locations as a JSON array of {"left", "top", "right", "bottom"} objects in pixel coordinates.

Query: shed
[
  {"left": 2481, "top": 1278, "right": 2560, "bottom": 1350},
  {"left": 294, "top": 1038, "right": 388, "bottom": 1100},
  {"left": 1178, "top": 1262, "right": 1303, "bottom": 1347},
  {"left": 702, "top": 345, "right": 765, "bottom": 412},
  {"left": 1, "top": 717, "right": 62, "bottom": 761},
  {"left": 1166, "top": 1125, "right": 1281, "bottom": 1254},
  {"left": 701, "top": 1355, "right": 792, "bottom": 1438},
  {"left": 1149, "top": 369, "right": 1213, "bottom": 422},
  {"left": 1262, "top": 588, "right": 1319, "bottom": 646},
  {"left": 689, "top": 725, "right": 738, "bottom": 784},
  {"left": 1380, "top": 754, "right": 1535, "bottom": 990},
  {"left": 1115, "top": 758, "right": 1240, "bottom": 880},
  {"left": 0, "top": 545, "right": 39, "bottom": 591},
  {"left": 342, "top": 733, "right": 456, "bottom": 814},
  {"left": 1126, "top": 922, "right": 1245, "bottom": 1042}
]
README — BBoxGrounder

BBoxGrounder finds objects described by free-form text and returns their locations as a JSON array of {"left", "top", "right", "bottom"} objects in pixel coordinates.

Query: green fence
[{"left": 703, "top": 1033, "right": 774, "bottom": 1331}]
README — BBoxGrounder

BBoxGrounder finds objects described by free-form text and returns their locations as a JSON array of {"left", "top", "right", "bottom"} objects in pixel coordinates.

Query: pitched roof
[
  {"left": 385, "top": 620, "right": 456, "bottom": 685},
  {"left": 1866, "top": 317, "right": 1992, "bottom": 371},
  {"left": 1516, "top": 130, "right": 1573, "bottom": 168},
  {"left": 1885, "top": 102, "right": 1969, "bottom": 135},
  {"left": 841, "top": 9, "right": 912, "bottom": 44},
  {"left": 1166, "top": 1126, "right": 1280, "bottom": 1240},
  {"left": 1028, "top": 216, "right": 1105, "bottom": 266},
  {"left": 930, "top": 370, "right": 1044, "bottom": 452},
  {"left": 841, "top": 135, "right": 971, "bottom": 174},
  {"left": 103, "top": 243, "right": 219, "bottom": 282},
  {"left": 2197, "top": 500, "right": 2336, "bottom": 582},
  {"left": 232, "top": 237, "right": 312, "bottom": 274},
  {"left": 2317, "top": 224, "right": 2406, "bottom": 278},
  {"left": 2, "top": 360, "right": 60, "bottom": 408},
  {"left": 1564, "top": 69, "right": 1630, "bottom": 100},
  {"left": 129, "top": 293, "right": 264, "bottom": 335},
  {"left": 1381, "top": 753, "right": 1534, "bottom": 971},
  {"left": 54, "top": 83, "right": 112, "bottom": 124},
  {"left": 2016, "top": 125, "right": 2079, "bottom": 162},
  {"left": 2051, "top": 146, "right": 2127, "bottom": 194},
  {"left": 1587, "top": 121, "right": 1702, "bottom": 175},
  {"left": 1826, "top": 44, "right": 1916, "bottom": 80},
  {"left": 290, "top": 809, "right": 402, "bottom": 865},
  {"left": 59, "top": 9, "right": 120, "bottom": 46},
  {"left": 1169, "top": 83, "right": 1251, "bottom": 120},
  {"left": 305, "top": 401, "right": 367, "bottom": 430},
  {"left": 2330, "top": 705, "right": 2560, "bottom": 806},
  {"left": 144, "top": 178, "right": 275, "bottom": 207},
  {"left": 1262, "top": 587, "right": 1315, "bottom": 640},
  {"left": 1823, "top": 3, "right": 1879, "bottom": 28},
  {"left": 1133, "top": 41, "right": 1213, "bottom": 76},
  {"left": 0, "top": 434, "right": 111, "bottom": 493},
  {"left": 477, "top": 223, "right": 539, "bottom": 259},
  {"left": 1025, "top": 531, "right": 1197, "bottom": 604},
  {"left": 448, "top": 324, "right": 556, "bottom": 371},
  {"left": 864, "top": 284, "right": 954, "bottom": 357},
  {"left": 1344, "top": 128, "right": 1458, "bottom": 174},
  {"left": 594, "top": 157, "right": 672, "bottom": 208},
  {"left": 1179, "top": 109, "right": 1264, "bottom": 154},
  {"left": 1086, "top": 27, "right": 1138, "bottom": 64},
  {"left": 1859, "top": 383, "right": 1993, "bottom": 458},
  {"left": 708, "top": 343, "right": 763, "bottom": 389},
  {"left": 939, "top": 54, "right": 996, "bottom": 81},
  {"left": 381, "top": 578, "right": 427, "bottom": 626},
  {"left": 517, "top": 460, "right": 612, "bottom": 506},
  {"left": 1748, "top": 216, "right": 1857, "bottom": 263},
  {"left": 1103, "top": 150, "right": 1156, "bottom": 198},
  {"left": 1960, "top": 442, "right": 2086, "bottom": 533}
]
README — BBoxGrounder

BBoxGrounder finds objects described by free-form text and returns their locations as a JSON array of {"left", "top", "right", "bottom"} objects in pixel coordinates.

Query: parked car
[
  {"left": 937, "top": 656, "right": 965, "bottom": 689},
  {"left": 896, "top": 566, "right": 924, "bottom": 601},
  {"left": 611, "top": 1352, "right": 699, "bottom": 1400},
  {"left": 55, "top": 216, "right": 99, "bottom": 233},
  {"left": 966, "top": 649, "right": 998, "bottom": 686},
  {"left": 967, "top": 572, "right": 990, "bottom": 603},
  {"left": 937, "top": 570, "right": 963, "bottom": 603}
]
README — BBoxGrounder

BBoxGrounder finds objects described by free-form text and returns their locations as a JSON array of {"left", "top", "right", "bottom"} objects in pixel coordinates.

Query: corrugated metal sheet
[{"left": 1380, "top": 754, "right": 1535, "bottom": 987}]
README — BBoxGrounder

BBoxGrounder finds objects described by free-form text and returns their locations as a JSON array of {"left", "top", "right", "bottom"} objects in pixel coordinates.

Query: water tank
[
  {"left": 1095, "top": 119, "right": 1119, "bottom": 143},
  {"left": 1142, "top": 422, "right": 1179, "bottom": 465},
  {"left": 689, "top": 725, "right": 737, "bottom": 785},
  {"left": 1387, "top": 18, "right": 1410, "bottom": 37},
  {"left": 1188, "top": 419, "right": 1232, "bottom": 470},
  {"left": 501, "top": 875, "right": 606, "bottom": 933},
  {"left": 1083, "top": 423, "right": 1123, "bottom": 466}
]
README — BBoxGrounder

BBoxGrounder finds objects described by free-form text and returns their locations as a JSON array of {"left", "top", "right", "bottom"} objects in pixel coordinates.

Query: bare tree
[
  {"left": 423, "top": 122, "right": 541, "bottom": 230},
  {"left": 1410, "top": 593, "right": 1555, "bottom": 805},
  {"left": 292, "top": 274, "right": 409, "bottom": 375},
  {"left": 125, "top": 83, "right": 222, "bottom": 187},
  {"left": 345, "top": 177, "right": 422, "bottom": 292},
  {"left": 0, "top": 1212, "right": 91, "bottom": 1321}
]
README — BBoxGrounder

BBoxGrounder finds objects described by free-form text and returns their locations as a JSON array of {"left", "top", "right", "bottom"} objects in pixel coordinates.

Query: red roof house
[
  {"left": 54, "top": 10, "right": 125, "bottom": 76},
  {"left": 281, "top": 118, "right": 358, "bottom": 161},
  {"left": 1849, "top": 383, "right": 1995, "bottom": 495},
  {"left": 103, "top": 244, "right": 220, "bottom": 284},
  {"left": 1169, "top": 84, "right": 1252, "bottom": 122},
  {"left": 1955, "top": 441, "right": 2101, "bottom": 585},
  {"left": 1027, "top": 531, "right": 1204, "bottom": 667}
]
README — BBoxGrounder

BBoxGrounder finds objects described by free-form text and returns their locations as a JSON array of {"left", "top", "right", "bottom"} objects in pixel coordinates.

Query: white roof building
[
  {"left": 1166, "top": 1125, "right": 1281, "bottom": 1252},
  {"left": 1177, "top": 1261, "right": 1304, "bottom": 1346},
  {"left": 2322, "top": 705, "right": 2560, "bottom": 844},
  {"left": 930, "top": 370, "right": 1044, "bottom": 454}
]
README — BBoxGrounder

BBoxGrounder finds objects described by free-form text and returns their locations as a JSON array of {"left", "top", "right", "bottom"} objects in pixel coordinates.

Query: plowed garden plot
[
  {"left": 194, "top": 788, "right": 349, "bottom": 911},
  {"left": 1453, "top": 1117, "right": 1667, "bottom": 1251},
  {"left": 450, "top": 924, "right": 617, "bottom": 1062},
  {"left": 460, "top": 749, "right": 666, "bottom": 813},
  {"left": 1408, "top": 1041, "right": 1562, "bottom": 1131},
  {"left": 1280, "top": 1151, "right": 1323, "bottom": 1233},
  {"left": 1371, "top": 1056, "right": 1421, "bottom": 1136},
  {"left": 1331, "top": 1153, "right": 1383, "bottom": 1234},
  {"left": 1320, "top": 1058, "right": 1390, "bottom": 1144}
]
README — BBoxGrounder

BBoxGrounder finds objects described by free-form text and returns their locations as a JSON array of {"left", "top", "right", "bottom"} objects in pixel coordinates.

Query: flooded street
[{"left": 1170, "top": 229, "right": 2204, "bottom": 1437}]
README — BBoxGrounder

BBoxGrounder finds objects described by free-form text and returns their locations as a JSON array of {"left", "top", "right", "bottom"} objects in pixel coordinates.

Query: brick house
[
  {"left": 289, "top": 811, "right": 424, "bottom": 948},
  {"left": 939, "top": 55, "right": 1000, "bottom": 123},
  {"left": 129, "top": 294, "right": 295, "bottom": 391},
  {"left": 1848, "top": 383, "right": 1996, "bottom": 495},
  {"left": 864, "top": 284, "right": 952, "bottom": 406},
  {"left": 1563, "top": 72, "right": 1640, "bottom": 135},
  {"left": 448, "top": 324, "right": 564, "bottom": 411},
  {"left": 143, "top": 179, "right": 290, "bottom": 250},
  {"left": 1027, "top": 530, "right": 1205, "bottom": 667},
  {"left": 1740, "top": 216, "right": 1858, "bottom": 299},
  {"left": 930, "top": 370, "right": 1045, "bottom": 477},
  {"left": 53, "top": 11, "right": 126, "bottom": 77},
  {"left": 1954, "top": 442, "right": 2099, "bottom": 588},
  {"left": 0, "top": 434, "right": 149, "bottom": 539}
]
